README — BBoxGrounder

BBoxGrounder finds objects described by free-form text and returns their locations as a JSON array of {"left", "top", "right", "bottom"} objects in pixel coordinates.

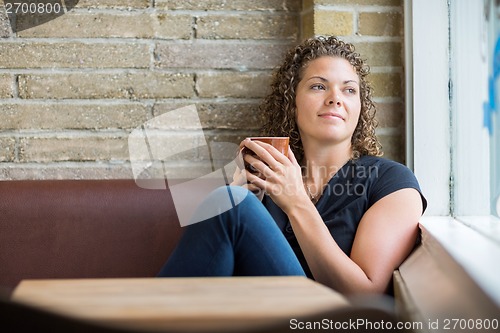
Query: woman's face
[{"left": 295, "top": 56, "right": 361, "bottom": 147}]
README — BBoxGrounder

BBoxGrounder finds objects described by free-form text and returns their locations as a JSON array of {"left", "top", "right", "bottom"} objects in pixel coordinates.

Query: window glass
[{"left": 486, "top": 0, "right": 500, "bottom": 217}]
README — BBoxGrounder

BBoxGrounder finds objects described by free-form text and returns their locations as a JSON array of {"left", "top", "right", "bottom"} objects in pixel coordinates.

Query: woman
[{"left": 158, "top": 36, "right": 426, "bottom": 295}]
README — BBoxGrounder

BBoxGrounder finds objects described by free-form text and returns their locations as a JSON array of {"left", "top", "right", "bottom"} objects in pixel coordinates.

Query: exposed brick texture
[
  {"left": 196, "top": 14, "right": 299, "bottom": 40},
  {"left": 0, "top": 103, "right": 149, "bottom": 130},
  {"left": 316, "top": 0, "right": 402, "bottom": 5},
  {"left": 19, "top": 136, "right": 129, "bottom": 163},
  {"left": 17, "top": 13, "right": 193, "bottom": 39},
  {"left": 0, "top": 137, "right": 15, "bottom": 162},
  {"left": 0, "top": 0, "right": 406, "bottom": 179},
  {"left": 155, "top": 1, "right": 302, "bottom": 11},
  {"left": 358, "top": 12, "right": 403, "bottom": 37},
  {"left": 153, "top": 102, "right": 264, "bottom": 130},
  {"left": 77, "top": 0, "right": 151, "bottom": 9},
  {"left": 314, "top": 10, "right": 353, "bottom": 36},
  {"left": 154, "top": 42, "right": 292, "bottom": 69},
  {"left": 196, "top": 72, "right": 271, "bottom": 99},
  {"left": 0, "top": 74, "right": 13, "bottom": 98},
  {"left": 0, "top": 43, "right": 150, "bottom": 69},
  {"left": 18, "top": 73, "right": 195, "bottom": 99},
  {"left": 355, "top": 42, "right": 402, "bottom": 67}
]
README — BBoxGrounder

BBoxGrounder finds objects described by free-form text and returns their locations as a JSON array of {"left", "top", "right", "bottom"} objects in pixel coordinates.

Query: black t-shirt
[{"left": 262, "top": 155, "right": 427, "bottom": 279}]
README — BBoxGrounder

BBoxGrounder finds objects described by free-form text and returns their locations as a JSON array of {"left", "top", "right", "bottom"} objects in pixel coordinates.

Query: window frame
[
  {"left": 405, "top": 0, "right": 500, "bottom": 306},
  {"left": 405, "top": 0, "right": 451, "bottom": 216}
]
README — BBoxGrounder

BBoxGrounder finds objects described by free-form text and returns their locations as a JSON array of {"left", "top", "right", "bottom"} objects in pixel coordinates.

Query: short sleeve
[{"left": 369, "top": 160, "right": 427, "bottom": 213}]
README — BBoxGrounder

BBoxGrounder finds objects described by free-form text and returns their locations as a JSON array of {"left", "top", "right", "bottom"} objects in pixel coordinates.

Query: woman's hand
[
  {"left": 241, "top": 138, "right": 309, "bottom": 212},
  {"left": 229, "top": 146, "right": 265, "bottom": 200}
]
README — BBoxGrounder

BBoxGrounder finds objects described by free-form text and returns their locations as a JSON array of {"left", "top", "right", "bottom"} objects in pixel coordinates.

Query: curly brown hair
[{"left": 260, "top": 36, "right": 382, "bottom": 163}]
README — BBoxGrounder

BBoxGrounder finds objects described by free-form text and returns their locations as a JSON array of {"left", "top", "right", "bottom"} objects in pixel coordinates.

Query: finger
[
  {"left": 234, "top": 148, "right": 245, "bottom": 170},
  {"left": 230, "top": 167, "right": 247, "bottom": 186},
  {"left": 253, "top": 141, "right": 290, "bottom": 164},
  {"left": 245, "top": 170, "right": 269, "bottom": 192},
  {"left": 243, "top": 140, "right": 283, "bottom": 171},
  {"left": 241, "top": 183, "right": 265, "bottom": 200},
  {"left": 238, "top": 139, "right": 248, "bottom": 150},
  {"left": 287, "top": 146, "right": 299, "bottom": 165},
  {"left": 244, "top": 153, "right": 273, "bottom": 178},
  {"left": 242, "top": 182, "right": 261, "bottom": 193}
]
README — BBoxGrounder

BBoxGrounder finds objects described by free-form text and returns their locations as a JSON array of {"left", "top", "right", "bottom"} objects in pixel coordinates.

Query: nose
[{"left": 327, "top": 94, "right": 342, "bottom": 107}]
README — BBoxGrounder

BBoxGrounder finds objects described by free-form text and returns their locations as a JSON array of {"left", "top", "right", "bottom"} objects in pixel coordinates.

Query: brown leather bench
[
  {"left": 0, "top": 179, "right": 184, "bottom": 295},
  {"left": 1, "top": 179, "right": 413, "bottom": 332}
]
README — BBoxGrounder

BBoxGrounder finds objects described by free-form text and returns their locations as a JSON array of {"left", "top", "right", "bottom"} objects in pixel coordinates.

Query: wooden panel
[
  {"left": 395, "top": 218, "right": 500, "bottom": 333},
  {"left": 13, "top": 276, "right": 348, "bottom": 332}
]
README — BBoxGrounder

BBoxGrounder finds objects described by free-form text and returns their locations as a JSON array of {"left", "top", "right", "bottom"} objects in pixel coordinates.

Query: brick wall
[{"left": 0, "top": 0, "right": 404, "bottom": 180}]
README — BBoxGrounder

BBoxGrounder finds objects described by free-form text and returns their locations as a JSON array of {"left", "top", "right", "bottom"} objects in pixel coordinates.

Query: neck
[
  {"left": 301, "top": 141, "right": 352, "bottom": 203},
  {"left": 301, "top": 140, "right": 352, "bottom": 182}
]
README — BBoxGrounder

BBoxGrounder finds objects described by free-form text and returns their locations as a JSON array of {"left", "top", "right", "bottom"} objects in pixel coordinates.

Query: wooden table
[{"left": 12, "top": 276, "right": 348, "bottom": 332}]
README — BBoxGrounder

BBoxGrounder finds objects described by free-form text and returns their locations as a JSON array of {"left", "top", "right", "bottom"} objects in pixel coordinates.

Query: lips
[{"left": 318, "top": 112, "right": 345, "bottom": 120}]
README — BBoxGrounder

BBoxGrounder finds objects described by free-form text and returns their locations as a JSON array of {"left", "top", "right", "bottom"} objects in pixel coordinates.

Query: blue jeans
[{"left": 157, "top": 186, "right": 306, "bottom": 277}]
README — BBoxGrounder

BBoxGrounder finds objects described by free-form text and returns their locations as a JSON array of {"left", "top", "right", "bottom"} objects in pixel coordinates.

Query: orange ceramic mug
[{"left": 242, "top": 137, "right": 289, "bottom": 173}]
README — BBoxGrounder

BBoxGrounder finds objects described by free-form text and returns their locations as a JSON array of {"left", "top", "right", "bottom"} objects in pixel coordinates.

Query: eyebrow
[
  {"left": 344, "top": 79, "right": 360, "bottom": 86},
  {"left": 306, "top": 76, "right": 359, "bottom": 85}
]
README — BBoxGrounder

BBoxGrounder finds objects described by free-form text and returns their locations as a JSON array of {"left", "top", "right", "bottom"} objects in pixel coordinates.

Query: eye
[
  {"left": 310, "top": 84, "right": 326, "bottom": 90},
  {"left": 345, "top": 87, "right": 357, "bottom": 94}
]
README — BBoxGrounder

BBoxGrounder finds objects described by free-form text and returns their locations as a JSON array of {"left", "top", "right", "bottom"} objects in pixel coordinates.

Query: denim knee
[
  {"left": 189, "top": 185, "right": 261, "bottom": 226},
  {"left": 212, "top": 185, "right": 250, "bottom": 204}
]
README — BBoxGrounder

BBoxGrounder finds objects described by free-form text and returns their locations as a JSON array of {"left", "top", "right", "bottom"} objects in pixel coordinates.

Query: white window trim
[
  {"left": 404, "top": 0, "right": 500, "bottom": 310},
  {"left": 405, "top": 0, "right": 451, "bottom": 216}
]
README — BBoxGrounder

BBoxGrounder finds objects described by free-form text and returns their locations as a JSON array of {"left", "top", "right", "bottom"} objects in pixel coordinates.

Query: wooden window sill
[{"left": 394, "top": 216, "right": 500, "bottom": 330}]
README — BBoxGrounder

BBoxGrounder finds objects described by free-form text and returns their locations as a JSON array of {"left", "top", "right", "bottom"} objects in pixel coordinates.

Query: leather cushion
[{"left": 0, "top": 180, "right": 183, "bottom": 292}]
